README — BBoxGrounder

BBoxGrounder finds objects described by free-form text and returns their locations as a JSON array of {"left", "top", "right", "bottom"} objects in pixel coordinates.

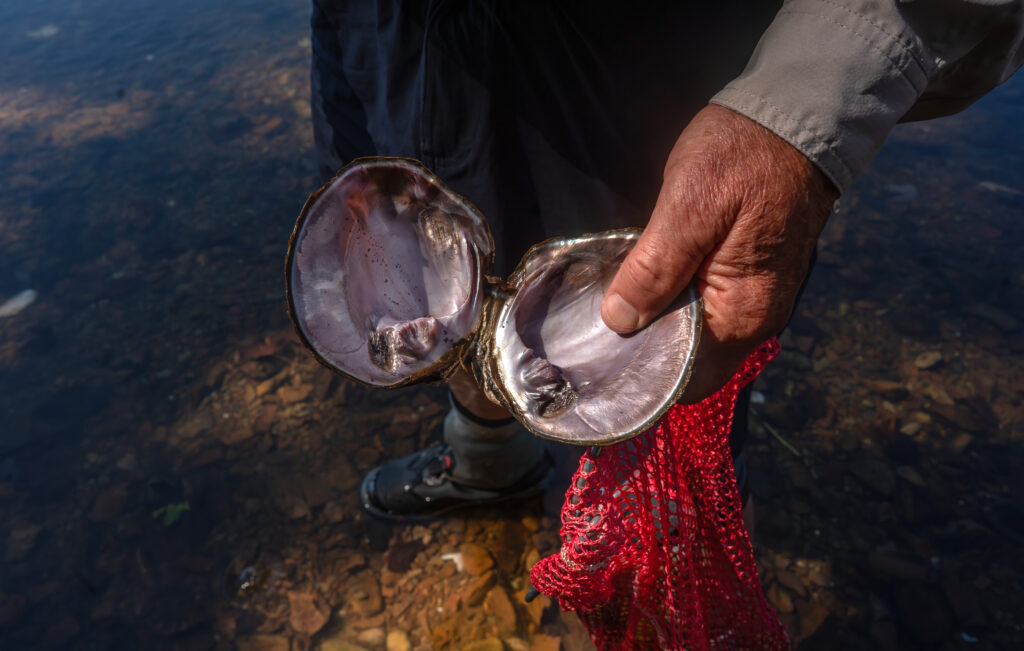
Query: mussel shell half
[
  {"left": 286, "top": 158, "right": 494, "bottom": 387},
  {"left": 489, "top": 231, "right": 701, "bottom": 445}
]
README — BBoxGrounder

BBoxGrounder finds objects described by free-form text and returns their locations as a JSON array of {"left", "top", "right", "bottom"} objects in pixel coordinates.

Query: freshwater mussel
[{"left": 286, "top": 157, "right": 701, "bottom": 445}]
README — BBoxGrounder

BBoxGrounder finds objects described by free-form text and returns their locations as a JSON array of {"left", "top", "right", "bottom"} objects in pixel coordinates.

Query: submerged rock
[{"left": 0, "top": 289, "right": 37, "bottom": 319}]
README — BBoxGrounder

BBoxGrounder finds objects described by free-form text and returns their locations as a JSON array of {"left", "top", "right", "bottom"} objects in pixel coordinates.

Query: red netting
[{"left": 530, "top": 339, "right": 786, "bottom": 650}]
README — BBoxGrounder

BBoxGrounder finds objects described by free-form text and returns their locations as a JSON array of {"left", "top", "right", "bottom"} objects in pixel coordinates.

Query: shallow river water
[{"left": 1, "top": 1, "right": 1022, "bottom": 650}]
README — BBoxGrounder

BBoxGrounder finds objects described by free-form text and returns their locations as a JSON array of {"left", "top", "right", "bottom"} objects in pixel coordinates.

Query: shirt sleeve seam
[
  {"left": 775, "top": 6, "right": 928, "bottom": 94},
  {"left": 812, "top": 0, "right": 929, "bottom": 75}
]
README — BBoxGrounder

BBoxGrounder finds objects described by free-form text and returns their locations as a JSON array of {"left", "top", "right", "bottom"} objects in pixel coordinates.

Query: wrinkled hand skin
[{"left": 601, "top": 104, "right": 840, "bottom": 404}]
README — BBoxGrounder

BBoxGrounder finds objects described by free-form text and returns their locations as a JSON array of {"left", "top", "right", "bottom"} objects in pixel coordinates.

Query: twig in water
[{"left": 754, "top": 413, "right": 802, "bottom": 457}]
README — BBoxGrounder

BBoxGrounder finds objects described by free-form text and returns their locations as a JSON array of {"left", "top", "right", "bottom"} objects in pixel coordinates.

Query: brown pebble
[
  {"left": 236, "top": 635, "right": 290, "bottom": 651},
  {"left": 484, "top": 585, "right": 518, "bottom": 634},
  {"left": 774, "top": 568, "right": 807, "bottom": 598},
  {"left": 277, "top": 383, "right": 313, "bottom": 404},
  {"left": 460, "top": 542, "right": 495, "bottom": 576},
  {"left": 462, "top": 571, "right": 496, "bottom": 607}
]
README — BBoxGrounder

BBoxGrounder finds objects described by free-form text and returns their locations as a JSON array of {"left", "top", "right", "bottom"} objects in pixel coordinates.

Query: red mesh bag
[{"left": 530, "top": 339, "right": 786, "bottom": 650}]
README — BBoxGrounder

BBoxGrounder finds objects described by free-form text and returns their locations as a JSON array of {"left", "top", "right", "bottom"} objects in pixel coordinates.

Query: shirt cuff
[{"left": 710, "top": 0, "right": 928, "bottom": 192}]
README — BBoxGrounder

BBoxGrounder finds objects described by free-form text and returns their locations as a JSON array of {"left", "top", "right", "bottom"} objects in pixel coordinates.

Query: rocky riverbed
[{"left": 1, "top": 1, "right": 1022, "bottom": 649}]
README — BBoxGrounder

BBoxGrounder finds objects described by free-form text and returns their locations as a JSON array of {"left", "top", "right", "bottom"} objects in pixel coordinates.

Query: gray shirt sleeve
[{"left": 710, "top": 0, "right": 1024, "bottom": 191}]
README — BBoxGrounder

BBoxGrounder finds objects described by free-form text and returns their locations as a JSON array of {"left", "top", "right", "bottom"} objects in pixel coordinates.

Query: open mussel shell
[
  {"left": 286, "top": 157, "right": 494, "bottom": 387},
  {"left": 484, "top": 231, "right": 701, "bottom": 445},
  {"left": 287, "top": 157, "right": 702, "bottom": 446}
]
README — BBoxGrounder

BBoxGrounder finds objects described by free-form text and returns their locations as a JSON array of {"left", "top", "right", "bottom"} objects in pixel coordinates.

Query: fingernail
[{"left": 603, "top": 293, "right": 640, "bottom": 332}]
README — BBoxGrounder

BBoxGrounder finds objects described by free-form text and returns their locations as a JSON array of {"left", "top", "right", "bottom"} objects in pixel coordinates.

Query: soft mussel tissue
[{"left": 286, "top": 157, "right": 701, "bottom": 445}]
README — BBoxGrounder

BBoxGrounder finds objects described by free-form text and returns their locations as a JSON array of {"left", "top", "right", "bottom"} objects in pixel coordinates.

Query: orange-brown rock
[
  {"left": 484, "top": 585, "right": 517, "bottom": 635},
  {"left": 287, "top": 591, "right": 329, "bottom": 635},
  {"left": 460, "top": 542, "right": 494, "bottom": 576},
  {"left": 530, "top": 634, "right": 562, "bottom": 651},
  {"left": 462, "top": 571, "right": 496, "bottom": 607},
  {"left": 461, "top": 638, "right": 503, "bottom": 651},
  {"left": 237, "top": 635, "right": 290, "bottom": 651},
  {"left": 348, "top": 571, "right": 384, "bottom": 617}
]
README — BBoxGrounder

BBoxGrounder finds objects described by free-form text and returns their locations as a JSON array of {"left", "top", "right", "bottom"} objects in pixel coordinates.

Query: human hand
[{"left": 600, "top": 104, "right": 839, "bottom": 403}]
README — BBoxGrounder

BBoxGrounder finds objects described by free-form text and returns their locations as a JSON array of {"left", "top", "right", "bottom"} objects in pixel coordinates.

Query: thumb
[{"left": 601, "top": 220, "right": 708, "bottom": 334}]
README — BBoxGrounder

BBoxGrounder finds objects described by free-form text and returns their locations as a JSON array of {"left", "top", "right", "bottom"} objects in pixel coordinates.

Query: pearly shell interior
[
  {"left": 490, "top": 232, "right": 701, "bottom": 445},
  {"left": 286, "top": 158, "right": 493, "bottom": 387}
]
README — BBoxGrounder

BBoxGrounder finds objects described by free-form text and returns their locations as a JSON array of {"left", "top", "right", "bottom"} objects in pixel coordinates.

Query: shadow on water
[{"left": 0, "top": 1, "right": 1022, "bottom": 650}]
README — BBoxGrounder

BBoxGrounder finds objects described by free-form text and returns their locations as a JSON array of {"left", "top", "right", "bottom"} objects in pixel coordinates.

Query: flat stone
[
  {"left": 899, "top": 421, "right": 921, "bottom": 436},
  {"left": 321, "top": 637, "right": 367, "bottom": 651},
  {"left": 236, "top": 634, "right": 290, "bottom": 651},
  {"left": 806, "top": 564, "right": 828, "bottom": 587},
  {"left": 220, "top": 426, "right": 254, "bottom": 445},
  {"left": 530, "top": 634, "right": 562, "bottom": 651},
  {"left": 950, "top": 432, "right": 973, "bottom": 453},
  {"left": 253, "top": 404, "right": 278, "bottom": 433},
  {"left": 256, "top": 376, "right": 278, "bottom": 397},
  {"left": 277, "top": 383, "right": 313, "bottom": 404},
  {"left": 775, "top": 568, "right": 806, "bottom": 597},
  {"left": 462, "top": 638, "right": 504, "bottom": 651},
  {"left": 796, "top": 599, "right": 829, "bottom": 640},
  {"left": 322, "top": 501, "right": 345, "bottom": 524},
  {"left": 356, "top": 627, "right": 385, "bottom": 646},
  {"left": 349, "top": 572, "right": 383, "bottom": 617},
  {"left": 462, "top": 571, "right": 496, "bottom": 607},
  {"left": 920, "top": 382, "right": 955, "bottom": 406},
  {"left": 385, "top": 631, "right": 411, "bottom": 651},
  {"left": 352, "top": 612, "right": 385, "bottom": 630},
  {"left": 272, "top": 482, "right": 310, "bottom": 520},
  {"left": 115, "top": 452, "right": 138, "bottom": 472},
  {"left": 767, "top": 583, "right": 794, "bottom": 613},
  {"left": 913, "top": 351, "right": 943, "bottom": 369},
  {"left": 517, "top": 585, "right": 549, "bottom": 630},
  {"left": 460, "top": 542, "right": 495, "bottom": 576},
  {"left": 896, "top": 466, "right": 927, "bottom": 488},
  {"left": 862, "top": 379, "right": 910, "bottom": 401},
  {"left": 287, "top": 590, "right": 329, "bottom": 635},
  {"left": 484, "top": 585, "right": 518, "bottom": 634}
]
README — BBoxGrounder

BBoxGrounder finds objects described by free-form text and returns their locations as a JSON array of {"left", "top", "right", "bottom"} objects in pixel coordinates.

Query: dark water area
[{"left": 0, "top": 1, "right": 1022, "bottom": 650}]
